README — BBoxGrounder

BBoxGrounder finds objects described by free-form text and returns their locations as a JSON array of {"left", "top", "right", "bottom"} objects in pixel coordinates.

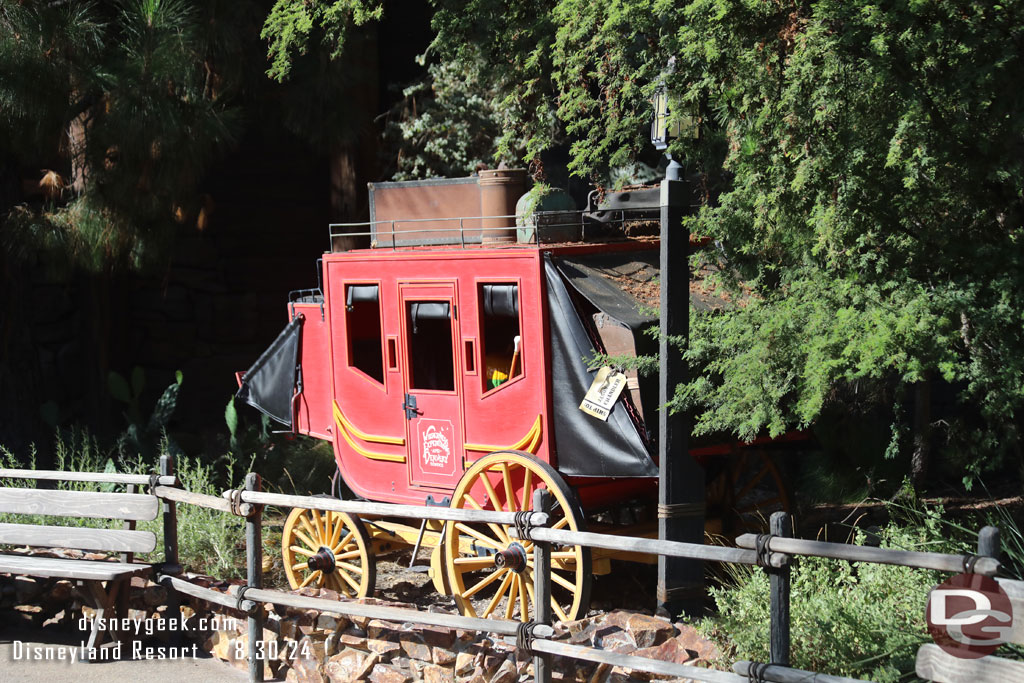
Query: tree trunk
[
  {"left": 328, "top": 26, "right": 379, "bottom": 253},
  {"left": 910, "top": 377, "right": 931, "bottom": 488}
]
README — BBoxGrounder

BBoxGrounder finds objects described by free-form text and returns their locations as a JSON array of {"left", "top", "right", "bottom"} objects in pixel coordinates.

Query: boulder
[
  {"left": 367, "top": 663, "right": 412, "bottom": 683},
  {"left": 624, "top": 614, "right": 676, "bottom": 649}
]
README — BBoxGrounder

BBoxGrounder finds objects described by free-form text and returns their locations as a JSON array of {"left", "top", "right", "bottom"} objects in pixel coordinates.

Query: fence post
[
  {"left": 769, "top": 511, "right": 791, "bottom": 667},
  {"left": 159, "top": 454, "right": 182, "bottom": 644},
  {"left": 533, "top": 488, "right": 553, "bottom": 683},
  {"left": 160, "top": 454, "right": 181, "bottom": 574},
  {"left": 245, "top": 472, "right": 264, "bottom": 683},
  {"left": 978, "top": 525, "right": 1000, "bottom": 563}
]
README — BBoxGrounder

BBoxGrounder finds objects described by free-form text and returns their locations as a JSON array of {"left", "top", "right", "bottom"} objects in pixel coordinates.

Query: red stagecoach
[{"left": 237, "top": 173, "right": 797, "bottom": 623}]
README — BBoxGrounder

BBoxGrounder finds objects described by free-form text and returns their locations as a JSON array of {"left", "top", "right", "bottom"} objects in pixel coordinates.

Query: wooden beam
[
  {"left": 0, "top": 554, "right": 150, "bottom": 581},
  {"left": 226, "top": 585, "right": 555, "bottom": 639},
  {"left": 155, "top": 485, "right": 253, "bottom": 517},
  {"left": 735, "top": 534, "right": 1000, "bottom": 576},
  {"left": 995, "top": 578, "right": 1024, "bottom": 645},
  {"left": 157, "top": 574, "right": 242, "bottom": 612},
  {"left": 0, "top": 522, "right": 155, "bottom": 553},
  {"left": 503, "top": 637, "right": 746, "bottom": 683},
  {"left": 237, "top": 489, "right": 547, "bottom": 527},
  {"left": 734, "top": 660, "right": 872, "bottom": 683},
  {"left": 508, "top": 526, "right": 784, "bottom": 568},
  {"left": 0, "top": 488, "right": 159, "bottom": 521},
  {"left": 0, "top": 468, "right": 176, "bottom": 486},
  {"left": 915, "top": 643, "right": 1024, "bottom": 683}
]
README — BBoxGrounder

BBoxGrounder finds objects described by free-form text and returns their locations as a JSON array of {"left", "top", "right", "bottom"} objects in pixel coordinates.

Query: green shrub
[{"left": 700, "top": 517, "right": 955, "bottom": 682}]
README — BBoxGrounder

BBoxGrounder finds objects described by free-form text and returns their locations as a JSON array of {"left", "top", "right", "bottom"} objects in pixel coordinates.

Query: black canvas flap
[
  {"left": 236, "top": 316, "right": 302, "bottom": 426},
  {"left": 544, "top": 255, "right": 657, "bottom": 478}
]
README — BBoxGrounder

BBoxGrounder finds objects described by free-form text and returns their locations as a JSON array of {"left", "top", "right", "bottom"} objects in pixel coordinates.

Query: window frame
[
  {"left": 343, "top": 280, "right": 387, "bottom": 391},
  {"left": 477, "top": 278, "right": 526, "bottom": 399}
]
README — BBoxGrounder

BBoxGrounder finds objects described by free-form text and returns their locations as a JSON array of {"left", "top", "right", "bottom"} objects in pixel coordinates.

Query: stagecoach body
[{"left": 237, "top": 175, "right": 795, "bottom": 621}]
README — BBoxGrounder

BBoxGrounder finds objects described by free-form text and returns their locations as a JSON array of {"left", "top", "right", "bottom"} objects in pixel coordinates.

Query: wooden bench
[{"left": 0, "top": 464, "right": 177, "bottom": 652}]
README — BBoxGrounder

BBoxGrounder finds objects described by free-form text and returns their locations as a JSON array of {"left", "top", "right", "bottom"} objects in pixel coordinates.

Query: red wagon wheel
[
  {"left": 282, "top": 507, "right": 376, "bottom": 598},
  {"left": 444, "top": 451, "right": 592, "bottom": 623},
  {"left": 704, "top": 450, "right": 789, "bottom": 538}
]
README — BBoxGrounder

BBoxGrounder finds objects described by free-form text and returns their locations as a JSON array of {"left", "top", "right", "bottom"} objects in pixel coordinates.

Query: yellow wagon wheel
[
  {"left": 282, "top": 507, "right": 375, "bottom": 598},
  {"left": 444, "top": 450, "right": 592, "bottom": 623}
]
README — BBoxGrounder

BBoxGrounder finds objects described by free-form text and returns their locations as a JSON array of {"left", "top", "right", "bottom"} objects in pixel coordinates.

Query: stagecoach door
[{"left": 399, "top": 283, "right": 464, "bottom": 491}]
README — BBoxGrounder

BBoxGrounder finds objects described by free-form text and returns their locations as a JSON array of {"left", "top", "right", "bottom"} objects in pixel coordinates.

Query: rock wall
[{"left": 0, "top": 570, "right": 722, "bottom": 683}]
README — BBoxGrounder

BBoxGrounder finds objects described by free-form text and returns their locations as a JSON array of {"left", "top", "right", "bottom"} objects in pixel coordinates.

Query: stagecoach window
[
  {"left": 480, "top": 283, "right": 522, "bottom": 392},
  {"left": 406, "top": 301, "right": 454, "bottom": 391},
  {"left": 345, "top": 284, "right": 384, "bottom": 384}
]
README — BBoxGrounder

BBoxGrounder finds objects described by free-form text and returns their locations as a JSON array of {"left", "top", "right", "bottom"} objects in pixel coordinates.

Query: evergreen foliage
[
  {"left": 262, "top": 1, "right": 1024, "bottom": 481},
  {"left": 0, "top": 0, "right": 239, "bottom": 272}
]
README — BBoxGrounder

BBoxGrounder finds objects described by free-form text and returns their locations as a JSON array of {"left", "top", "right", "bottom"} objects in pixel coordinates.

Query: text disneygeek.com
[{"left": 9, "top": 615, "right": 240, "bottom": 662}]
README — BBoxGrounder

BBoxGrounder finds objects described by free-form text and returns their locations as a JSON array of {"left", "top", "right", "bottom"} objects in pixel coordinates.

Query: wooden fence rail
[
  {"left": 735, "top": 532, "right": 1001, "bottom": 576},
  {"left": 235, "top": 488, "right": 548, "bottom": 527}
]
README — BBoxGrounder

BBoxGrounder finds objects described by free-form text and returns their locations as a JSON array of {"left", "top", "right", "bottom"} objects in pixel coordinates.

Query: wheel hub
[
  {"left": 493, "top": 543, "right": 528, "bottom": 573},
  {"left": 307, "top": 546, "right": 336, "bottom": 575}
]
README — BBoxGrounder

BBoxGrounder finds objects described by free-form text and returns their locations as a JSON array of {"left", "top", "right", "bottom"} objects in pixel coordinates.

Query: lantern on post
[
  {"left": 651, "top": 81, "right": 682, "bottom": 152},
  {"left": 653, "top": 56, "right": 705, "bottom": 619}
]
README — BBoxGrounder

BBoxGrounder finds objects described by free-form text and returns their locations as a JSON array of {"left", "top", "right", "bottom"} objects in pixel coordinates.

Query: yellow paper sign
[{"left": 579, "top": 366, "right": 628, "bottom": 421}]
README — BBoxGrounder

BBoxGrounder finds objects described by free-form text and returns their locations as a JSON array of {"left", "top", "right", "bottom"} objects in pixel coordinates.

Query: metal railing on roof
[{"left": 327, "top": 209, "right": 659, "bottom": 252}]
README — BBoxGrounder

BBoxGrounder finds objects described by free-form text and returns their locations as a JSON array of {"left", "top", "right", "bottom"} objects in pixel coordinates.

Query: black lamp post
[{"left": 653, "top": 62, "right": 705, "bottom": 619}]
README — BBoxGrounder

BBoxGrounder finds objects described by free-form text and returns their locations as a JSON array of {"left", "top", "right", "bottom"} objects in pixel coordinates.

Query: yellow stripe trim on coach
[
  {"left": 333, "top": 402, "right": 406, "bottom": 463},
  {"left": 464, "top": 415, "right": 542, "bottom": 454}
]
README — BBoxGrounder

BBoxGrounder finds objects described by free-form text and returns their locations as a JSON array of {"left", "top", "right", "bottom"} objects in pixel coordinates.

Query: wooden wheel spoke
[
  {"left": 327, "top": 514, "right": 344, "bottom": 548},
  {"left": 482, "top": 571, "right": 515, "bottom": 618},
  {"left": 479, "top": 474, "right": 503, "bottom": 514},
  {"left": 290, "top": 545, "right": 315, "bottom": 557},
  {"left": 335, "top": 549, "right": 362, "bottom": 561},
  {"left": 500, "top": 463, "right": 516, "bottom": 513},
  {"left": 290, "top": 561, "right": 308, "bottom": 571},
  {"left": 518, "top": 576, "right": 529, "bottom": 622},
  {"left": 521, "top": 469, "right": 533, "bottom": 511},
  {"left": 312, "top": 510, "right": 326, "bottom": 542},
  {"left": 300, "top": 570, "right": 321, "bottom": 588},
  {"left": 505, "top": 575, "right": 519, "bottom": 620},
  {"left": 294, "top": 529, "right": 319, "bottom": 552},
  {"left": 730, "top": 453, "right": 749, "bottom": 484},
  {"left": 550, "top": 550, "right": 577, "bottom": 560},
  {"left": 337, "top": 561, "right": 364, "bottom": 574},
  {"left": 329, "top": 573, "right": 348, "bottom": 596},
  {"left": 462, "top": 494, "right": 511, "bottom": 544},
  {"left": 333, "top": 530, "right": 355, "bottom": 555},
  {"left": 302, "top": 512, "right": 321, "bottom": 543},
  {"left": 455, "top": 522, "right": 504, "bottom": 550},
  {"left": 337, "top": 569, "right": 361, "bottom": 592},
  {"left": 462, "top": 567, "right": 507, "bottom": 599},
  {"left": 550, "top": 597, "right": 569, "bottom": 623},
  {"left": 333, "top": 574, "right": 353, "bottom": 597},
  {"left": 454, "top": 556, "right": 496, "bottom": 569},
  {"left": 551, "top": 516, "right": 570, "bottom": 531},
  {"left": 550, "top": 572, "right": 577, "bottom": 592},
  {"left": 734, "top": 466, "right": 771, "bottom": 502}
]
